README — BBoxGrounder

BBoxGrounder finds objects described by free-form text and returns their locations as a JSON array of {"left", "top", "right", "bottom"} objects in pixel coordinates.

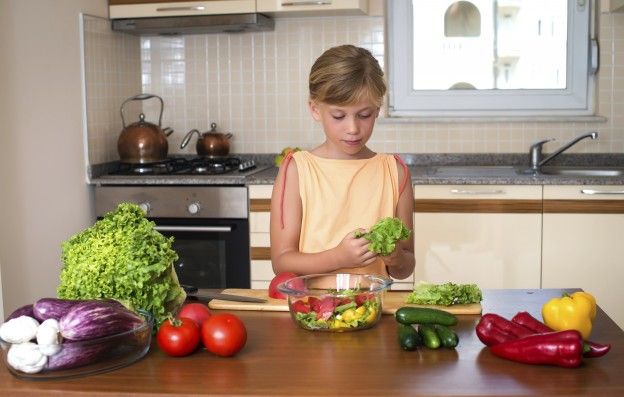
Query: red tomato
[
  {"left": 178, "top": 303, "right": 211, "bottom": 328},
  {"left": 201, "top": 313, "right": 247, "bottom": 357},
  {"left": 157, "top": 317, "right": 201, "bottom": 357},
  {"left": 268, "top": 272, "right": 298, "bottom": 299}
]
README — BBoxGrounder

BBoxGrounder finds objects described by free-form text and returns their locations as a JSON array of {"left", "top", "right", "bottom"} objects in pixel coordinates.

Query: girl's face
[{"left": 308, "top": 99, "right": 380, "bottom": 159}]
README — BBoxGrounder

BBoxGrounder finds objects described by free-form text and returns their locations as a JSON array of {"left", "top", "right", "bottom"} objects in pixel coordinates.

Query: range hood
[{"left": 111, "top": 13, "right": 274, "bottom": 35}]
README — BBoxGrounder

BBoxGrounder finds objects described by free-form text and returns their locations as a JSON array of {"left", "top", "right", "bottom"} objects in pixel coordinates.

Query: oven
[{"left": 95, "top": 185, "right": 251, "bottom": 289}]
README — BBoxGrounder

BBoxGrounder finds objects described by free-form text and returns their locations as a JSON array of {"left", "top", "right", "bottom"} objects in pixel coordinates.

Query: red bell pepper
[
  {"left": 475, "top": 313, "right": 533, "bottom": 346},
  {"left": 511, "top": 311, "right": 611, "bottom": 358},
  {"left": 490, "top": 330, "right": 584, "bottom": 368}
]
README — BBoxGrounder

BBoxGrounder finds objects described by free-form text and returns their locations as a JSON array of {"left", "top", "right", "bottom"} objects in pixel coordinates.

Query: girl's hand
[
  {"left": 333, "top": 229, "right": 377, "bottom": 269},
  {"left": 380, "top": 246, "right": 400, "bottom": 268}
]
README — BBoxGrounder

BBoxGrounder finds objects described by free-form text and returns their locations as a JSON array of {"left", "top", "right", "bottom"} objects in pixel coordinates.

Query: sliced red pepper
[
  {"left": 355, "top": 293, "right": 374, "bottom": 306},
  {"left": 291, "top": 300, "right": 310, "bottom": 314},
  {"left": 316, "top": 296, "right": 338, "bottom": 320},
  {"left": 308, "top": 297, "right": 321, "bottom": 312},
  {"left": 490, "top": 330, "right": 584, "bottom": 368},
  {"left": 336, "top": 297, "right": 354, "bottom": 306},
  {"left": 511, "top": 311, "right": 611, "bottom": 358}
]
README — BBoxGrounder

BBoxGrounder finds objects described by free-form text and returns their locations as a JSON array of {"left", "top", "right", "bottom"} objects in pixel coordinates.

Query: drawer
[{"left": 414, "top": 185, "right": 542, "bottom": 200}]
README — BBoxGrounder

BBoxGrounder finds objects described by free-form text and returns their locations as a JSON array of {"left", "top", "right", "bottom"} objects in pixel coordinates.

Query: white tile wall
[
  {"left": 84, "top": 12, "right": 624, "bottom": 165},
  {"left": 83, "top": 15, "right": 141, "bottom": 165}
]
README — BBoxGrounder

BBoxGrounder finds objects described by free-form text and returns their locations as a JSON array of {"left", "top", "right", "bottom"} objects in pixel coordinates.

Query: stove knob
[
  {"left": 188, "top": 202, "right": 201, "bottom": 215},
  {"left": 138, "top": 202, "right": 151, "bottom": 215}
]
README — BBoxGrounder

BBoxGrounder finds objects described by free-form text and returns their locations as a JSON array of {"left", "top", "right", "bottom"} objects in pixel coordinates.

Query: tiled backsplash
[
  {"left": 83, "top": 15, "right": 142, "bottom": 164},
  {"left": 84, "top": 11, "right": 624, "bottom": 165}
]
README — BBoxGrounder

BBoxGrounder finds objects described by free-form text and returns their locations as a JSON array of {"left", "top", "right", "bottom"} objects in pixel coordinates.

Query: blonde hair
[{"left": 309, "top": 45, "right": 386, "bottom": 108}]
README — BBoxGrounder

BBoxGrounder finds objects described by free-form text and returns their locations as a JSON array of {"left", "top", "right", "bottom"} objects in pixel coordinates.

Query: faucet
[{"left": 528, "top": 131, "right": 598, "bottom": 173}]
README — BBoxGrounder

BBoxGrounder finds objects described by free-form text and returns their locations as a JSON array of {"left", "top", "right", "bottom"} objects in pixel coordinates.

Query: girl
[{"left": 269, "top": 45, "right": 415, "bottom": 280}]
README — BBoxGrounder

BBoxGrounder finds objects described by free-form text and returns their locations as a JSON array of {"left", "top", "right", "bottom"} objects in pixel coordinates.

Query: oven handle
[{"left": 154, "top": 225, "right": 232, "bottom": 233}]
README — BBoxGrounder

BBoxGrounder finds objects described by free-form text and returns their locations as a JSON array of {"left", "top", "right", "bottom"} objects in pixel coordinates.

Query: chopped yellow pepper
[
  {"left": 542, "top": 292, "right": 596, "bottom": 340},
  {"left": 364, "top": 307, "right": 378, "bottom": 324},
  {"left": 341, "top": 308, "right": 359, "bottom": 323}
]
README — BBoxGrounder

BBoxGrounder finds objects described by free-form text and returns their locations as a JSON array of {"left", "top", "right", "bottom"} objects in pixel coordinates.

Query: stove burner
[
  {"left": 187, "top": 157, "right": 240, "bottom": 175},
  {"left": 110, "top": 156, "right": 255, "bottom": 176}
]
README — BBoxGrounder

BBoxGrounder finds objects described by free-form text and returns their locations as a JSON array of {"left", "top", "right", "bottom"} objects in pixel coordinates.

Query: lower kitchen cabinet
[
  {"left": 413, "top": 185, "right": 543, "bottom": 289},
  {"left": 248, "top": 184, "right": 415, "bottom": 290},
  {"left": 249, "top": 185, "right": 273, "bottom": 289},
  {"left": 542, "top": 185, "right": 624, "bottom": 329}
]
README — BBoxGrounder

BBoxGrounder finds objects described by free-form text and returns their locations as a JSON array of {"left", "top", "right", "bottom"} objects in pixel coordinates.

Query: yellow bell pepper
[
  {"left": 541, "top": 292, "right": 596, "bottom": 340},
  {"left": 571, "top": 291, "right": 596, "bottom": 320}
]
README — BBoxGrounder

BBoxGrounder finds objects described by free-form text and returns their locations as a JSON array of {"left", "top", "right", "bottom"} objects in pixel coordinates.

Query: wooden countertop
[{"left": 1, "top": 289, "right": 623, "bottom": 396}]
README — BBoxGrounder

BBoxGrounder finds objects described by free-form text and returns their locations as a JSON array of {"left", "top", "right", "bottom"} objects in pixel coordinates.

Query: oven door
[{"left": 153, "top": 218, "right": 250, "bottom": 289}]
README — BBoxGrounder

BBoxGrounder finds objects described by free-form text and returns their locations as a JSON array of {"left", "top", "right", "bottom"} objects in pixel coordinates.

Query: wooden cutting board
[{"left": 208, "top": 289, "right": 482, "bottom": 315}]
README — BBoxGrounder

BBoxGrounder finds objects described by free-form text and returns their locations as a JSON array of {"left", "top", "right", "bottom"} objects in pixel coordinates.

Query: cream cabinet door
[
  {"left": 542, "top": 185, "right": 624, "bottom": 329},
  {"left": 109, "top": 1, "right": 256, "bottom": 19},
  {"left": 249, "top": 185, "right": 273, "bottom": 289},
  {"left": 413, "top": 185, "right": 543, "bottom": 289},
  {"left": 257, "top": 0, "right": 371, "bottom": 16},
  {"left": 601, "top": 0, "right": 624, "bottom": 13}
]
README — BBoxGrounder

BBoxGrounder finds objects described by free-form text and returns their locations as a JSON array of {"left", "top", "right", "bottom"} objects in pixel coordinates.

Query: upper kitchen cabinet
[
  {"left": 257, "top": 0, "right": 381, "bottom": 17},
  {"left": 109, "top": 0, "right": 256, "bottom": 18},
  {"left": 601, "top": 0, "right": 624, "bottom": 12}
]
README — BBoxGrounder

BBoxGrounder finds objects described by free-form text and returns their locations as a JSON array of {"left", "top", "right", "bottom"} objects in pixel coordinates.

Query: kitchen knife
[
  {"left": 191, "top": 291, "right": 268, "bottom": 303},
  {"left": 182, "top": 285, "right": 267, "bottom": 303}
]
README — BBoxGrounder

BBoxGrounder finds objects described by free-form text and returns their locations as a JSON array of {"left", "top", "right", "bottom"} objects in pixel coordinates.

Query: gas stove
[{"left": 108, "top": 156, "right": 259, "bottom": 176}]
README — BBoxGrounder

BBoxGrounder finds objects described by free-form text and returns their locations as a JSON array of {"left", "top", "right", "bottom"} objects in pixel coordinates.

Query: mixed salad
[{"left": 290, "top": 290, "right": 381, "bottom": 331}]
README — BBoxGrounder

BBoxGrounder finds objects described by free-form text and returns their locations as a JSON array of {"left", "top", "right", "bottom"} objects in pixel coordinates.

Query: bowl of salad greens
[{"left": 277, "top": 273, "right": 392, "bottom": 332}]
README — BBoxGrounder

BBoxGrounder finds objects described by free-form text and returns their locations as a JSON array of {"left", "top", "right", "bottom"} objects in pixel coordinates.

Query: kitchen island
[{"left": 1, "top": 289, "right": 623, "bottom": 396}]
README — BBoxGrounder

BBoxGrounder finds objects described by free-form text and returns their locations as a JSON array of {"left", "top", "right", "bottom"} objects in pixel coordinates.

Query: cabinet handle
[
  {"left": 581, "top": 189, "right": 624, "bottom": 195},
  {"left": 281, "top": 1, "right": 332, "bottom": 6},
  {"left": 156, "top": 6, "right": 206, "bottom": 12},
  {"left": 154, "top": 226, "right": 232, "bottom": 233},
  {"left": 450, "top": 189, "right": 505, "bottom": 195}
]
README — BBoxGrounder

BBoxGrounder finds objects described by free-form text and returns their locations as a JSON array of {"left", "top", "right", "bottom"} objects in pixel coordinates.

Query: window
[{"left": 387, "top": 0, "right": 596, "bottom": 118}]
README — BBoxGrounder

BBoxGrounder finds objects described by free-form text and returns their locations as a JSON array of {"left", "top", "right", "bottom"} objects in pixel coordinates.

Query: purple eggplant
[
  {"left": 45, "top": 342, "right": 110, "bottom": 371},
  {"left": 5, "top": 304, "right": 34, "bottom": 322},
  {"left": 33, "top": 298, "right": 86, "bottom": 322},
  {"left": 59, "top": 300, "right": 144, "bottom": 341}
]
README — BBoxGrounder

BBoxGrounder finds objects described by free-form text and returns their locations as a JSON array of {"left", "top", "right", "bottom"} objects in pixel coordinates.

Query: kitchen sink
[
  {"left": 432, "top": 165, "right": 624, "bottom": 178},
  {"left": 537, "top": 166, "right": 624, "bottom": 177}
]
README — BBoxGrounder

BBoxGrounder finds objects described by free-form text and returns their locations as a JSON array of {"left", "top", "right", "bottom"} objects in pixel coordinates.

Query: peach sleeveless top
[{"left": 292, "top": 151, "right": 402, "bottom": 276}]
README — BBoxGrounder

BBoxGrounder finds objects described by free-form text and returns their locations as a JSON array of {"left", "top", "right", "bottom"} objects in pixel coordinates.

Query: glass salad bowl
[
  {"left": 0, "top": 311, "right": 152, "bottom": 380},
  {"left": 277, "top": 273, "right": 392, "bottom": 332}
]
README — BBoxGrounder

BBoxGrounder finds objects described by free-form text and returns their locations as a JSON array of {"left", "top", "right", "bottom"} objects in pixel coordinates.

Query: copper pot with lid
[
  {"left": 180, "top": 122, "right": 233, "bottom": 157},
  {"left": 117, "top": 94, "right": 174, "bottom": 164}
]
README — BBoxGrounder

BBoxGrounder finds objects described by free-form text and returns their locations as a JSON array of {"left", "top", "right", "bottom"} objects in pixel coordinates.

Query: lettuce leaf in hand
[
  {"left": 57, "top": 203, "right": 186, "bottom": 326},
  {"left": 355, "top": 217, "right": 411, "bottom": 256},
  {"left": 406, "top": 281, "right": 482, "bottom": 306}
]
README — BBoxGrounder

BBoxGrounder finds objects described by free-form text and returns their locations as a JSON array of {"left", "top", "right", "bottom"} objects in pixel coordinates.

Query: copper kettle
[
  {"left": 117, "top": 94, "right": 174, "bottom": 164},
  {"left": 180, "top": 122, "right": 233, "bottom": 157}
]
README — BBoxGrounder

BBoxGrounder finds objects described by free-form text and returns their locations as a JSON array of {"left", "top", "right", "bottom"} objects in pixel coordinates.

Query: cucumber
[
  {"left": 435, "top": 324, "right": 459, "bottom": 348},
  {"left": 418, "top": 324, "right": 441, "bottom": 349},
  {"left": 395, "top": 307, "right": 458, "bottom": 326},
  {"left": 397, "top": 324, "right": 421, "bottom": 351}
]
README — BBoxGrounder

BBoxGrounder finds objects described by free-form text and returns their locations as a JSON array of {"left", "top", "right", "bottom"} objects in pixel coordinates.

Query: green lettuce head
[{"left": 57, "top": 203, "right": 186, "bottom": 326}]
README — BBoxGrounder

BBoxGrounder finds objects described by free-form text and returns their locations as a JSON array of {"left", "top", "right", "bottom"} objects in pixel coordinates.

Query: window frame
[{"left": 387, "top": 0, "right": 596, "bottom": 118}]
